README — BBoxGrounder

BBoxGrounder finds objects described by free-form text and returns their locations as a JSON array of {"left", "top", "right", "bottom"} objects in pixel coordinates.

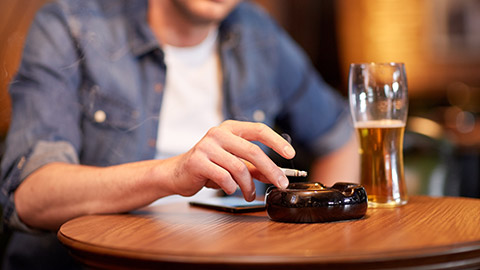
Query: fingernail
[
  {"left": 248, "top": 190, "right": 256, "bottom": 202},
  {"left": 283, "top": 145, "right": 295, "bottom": 158},
  {"left": 278, "top": 176, "right": 289, "bottom": 189}
]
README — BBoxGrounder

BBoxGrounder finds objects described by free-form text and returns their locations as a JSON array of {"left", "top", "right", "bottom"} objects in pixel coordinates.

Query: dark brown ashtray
[{"left": 265, "top": 182, "right": 367, "bottom": 223}]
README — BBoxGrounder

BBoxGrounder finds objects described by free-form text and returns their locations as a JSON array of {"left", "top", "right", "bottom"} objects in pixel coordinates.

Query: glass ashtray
[{"left": 265, "top": 182, "right": 367, "bottom": 223}]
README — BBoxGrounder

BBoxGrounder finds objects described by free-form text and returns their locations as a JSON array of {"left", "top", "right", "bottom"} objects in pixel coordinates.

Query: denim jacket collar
[
  {"left": 125, "top": 0, "right": 242, "bottom": 57},
  {"left": 124, "top": 0, "right": 161, "bottom": 57}
]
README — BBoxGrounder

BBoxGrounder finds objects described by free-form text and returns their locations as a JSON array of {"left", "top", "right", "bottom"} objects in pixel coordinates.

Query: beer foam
[{"left": 354, "top": 119, "right": 405, "bottom": 128}]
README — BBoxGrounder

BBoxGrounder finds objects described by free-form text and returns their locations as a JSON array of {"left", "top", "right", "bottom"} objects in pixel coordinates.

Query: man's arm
[
  {"left": 15, "top": 160, "right": 172, "bottom": 231},
  {"left": 15, "top": 120, "right": 295, "bottom": 231}
]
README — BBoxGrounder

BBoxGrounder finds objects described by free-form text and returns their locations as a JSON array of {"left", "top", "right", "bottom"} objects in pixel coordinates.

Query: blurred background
[
  {"left": 256, "top": 0, "right": 480, "bottom": 199},
  {"left": 1, "top": 0, "right": 480, "bottom": 200}
]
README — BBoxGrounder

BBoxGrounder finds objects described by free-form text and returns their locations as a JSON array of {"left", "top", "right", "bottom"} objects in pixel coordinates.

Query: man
[{"left": 1, "top": 0, "right": 358, "bottom": 269}]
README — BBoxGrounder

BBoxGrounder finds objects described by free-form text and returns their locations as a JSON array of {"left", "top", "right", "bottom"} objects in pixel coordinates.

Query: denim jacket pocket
[
  {"left": 79, "top": 83, "right": 144, "bottom": 166},
  {"left": 81, "top": 83, "right": 139, "bottom": 131},
  {"left": 229, "top": 80, "right": 281, "bottom": 126}
]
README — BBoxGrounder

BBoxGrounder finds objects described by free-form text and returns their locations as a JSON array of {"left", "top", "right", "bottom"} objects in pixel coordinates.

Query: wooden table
[{"left": 58, "top": 196, "right": 480, "bottom": 270}]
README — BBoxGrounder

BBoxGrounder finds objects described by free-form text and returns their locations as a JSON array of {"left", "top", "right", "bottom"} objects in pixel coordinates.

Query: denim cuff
[
  {"left": 3, "top": 140, "right": 79, "bottom": 233},
  {"left": 19, "top": 141, "right": 79, "bottom": 180}
]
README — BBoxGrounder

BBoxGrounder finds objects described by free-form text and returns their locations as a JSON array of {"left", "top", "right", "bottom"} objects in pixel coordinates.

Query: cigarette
[{"left": 280, "top": 168, "right": 308, "bottom": 177}]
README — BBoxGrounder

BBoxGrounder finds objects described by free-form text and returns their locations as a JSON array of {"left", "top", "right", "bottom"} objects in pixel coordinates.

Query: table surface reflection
[{"left": 58, "top": 196, "right": 480, "bottom": 270}]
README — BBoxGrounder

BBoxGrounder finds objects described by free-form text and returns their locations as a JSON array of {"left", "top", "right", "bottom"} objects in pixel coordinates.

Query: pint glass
[{"left": 349, "top": 63, "right": 408, "bottom": 207}]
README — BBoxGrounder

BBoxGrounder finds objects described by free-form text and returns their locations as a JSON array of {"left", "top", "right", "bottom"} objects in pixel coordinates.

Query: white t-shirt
[{"left": 153, "top": 29, "right": 223, "bottom": 204}]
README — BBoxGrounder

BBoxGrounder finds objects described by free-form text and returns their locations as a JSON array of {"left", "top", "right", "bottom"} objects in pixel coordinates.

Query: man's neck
[{"left": 148, "top": 0, "right": 216, "bottom": 47}]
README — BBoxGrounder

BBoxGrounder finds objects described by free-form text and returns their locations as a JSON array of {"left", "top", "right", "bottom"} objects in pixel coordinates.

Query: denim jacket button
[
  {"left": 154, "top": 83, "right": 163, "bottom": 93},
  {"left": 253, "top": 109, "right": 265, "bottom": 122},
  {"left": 94, "top": 110, "right": 107, "bottom": 123},
  {"left": 148, "top": 139, "right": 156, "bottom": 148},
  {"left": 132, "top": 110, "right": 140, "bottom": 119},
  {"left": 17, "top": 156, "right": 26, "bottom": 170}
]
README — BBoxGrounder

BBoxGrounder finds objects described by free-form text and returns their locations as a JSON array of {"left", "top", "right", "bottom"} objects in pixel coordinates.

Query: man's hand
[{"left": 167, "top": 120, "right": 295, "bottom": 201}]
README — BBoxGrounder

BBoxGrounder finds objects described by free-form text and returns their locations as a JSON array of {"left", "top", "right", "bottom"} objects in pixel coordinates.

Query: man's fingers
[
  {"left": 191, "top": 159, "right": 238, "bottom": 195},
  {"left": 204, "top": 180, "right": 221, "bottom": 189},
  {"left": 202, "top": 144, "right": 256, "bottom": 201},
  {"left": 243, "top": 160, "right": 269, "bottom": 183},
  {"left": 183, "top": 120, "right": 292, "bottom": 198},
  {"left": 206, "top": 126, "right": 289, "bottom": 189},
  {"left": 221, "top": 120, "right": 296, "bottom": 160}
]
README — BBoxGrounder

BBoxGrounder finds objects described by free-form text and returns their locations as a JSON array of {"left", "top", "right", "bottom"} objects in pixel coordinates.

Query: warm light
[
  {"left": 406, "top": 116, "right": 443, "bottom": 140},
  {"left": 336, "top": 0, "right": 480, "bottom": 96}
]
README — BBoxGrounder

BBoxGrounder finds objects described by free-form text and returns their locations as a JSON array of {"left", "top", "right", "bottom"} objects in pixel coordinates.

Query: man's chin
[{"left": 172, "top": 0, "right": 240, "bottom": 24}]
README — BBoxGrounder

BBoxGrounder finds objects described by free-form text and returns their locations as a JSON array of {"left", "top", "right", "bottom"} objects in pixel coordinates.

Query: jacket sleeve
[
  {"left": 271, "top": 19, "right": 353, "bottom": 157},
  {"left": 0, "top": 2, "right": 82, "bottom": 232}
]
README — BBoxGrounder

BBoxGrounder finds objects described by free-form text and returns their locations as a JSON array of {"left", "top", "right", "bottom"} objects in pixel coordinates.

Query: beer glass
[{"left": 349, "top": 62, "right": 408, "bottom": 208}]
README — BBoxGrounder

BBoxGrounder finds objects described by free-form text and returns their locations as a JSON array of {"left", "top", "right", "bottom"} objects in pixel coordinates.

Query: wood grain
[{"left": 58, "top": 196, "right": 480, "bottom": 269}]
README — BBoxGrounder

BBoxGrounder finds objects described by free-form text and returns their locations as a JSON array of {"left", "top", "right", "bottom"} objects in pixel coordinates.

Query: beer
[
  {"left": 349, "top": 62, "right": 408, "bottom": 207},
  {"left": 355, "top": 120, "right": 408, "bottom": 207}
]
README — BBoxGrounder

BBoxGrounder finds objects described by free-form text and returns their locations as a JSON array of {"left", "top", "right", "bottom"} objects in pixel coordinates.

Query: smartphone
[{"left": 189, "top": 196, "right": 266, "bottom": 213}]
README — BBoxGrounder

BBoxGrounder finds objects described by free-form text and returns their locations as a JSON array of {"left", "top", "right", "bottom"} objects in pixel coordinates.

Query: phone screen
[{"left": 189, "top": 196, "right": 266, "bottom": 213}]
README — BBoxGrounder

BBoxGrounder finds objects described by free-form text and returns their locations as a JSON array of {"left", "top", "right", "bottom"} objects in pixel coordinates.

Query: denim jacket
[{"left": 1, "top": 0, "right": 351, "bottom": 268}]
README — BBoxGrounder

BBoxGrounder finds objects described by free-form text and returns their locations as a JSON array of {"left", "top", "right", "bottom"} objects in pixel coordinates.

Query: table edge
[{"left": 58, "top": 229, "right": 480, "bottom": 266}]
